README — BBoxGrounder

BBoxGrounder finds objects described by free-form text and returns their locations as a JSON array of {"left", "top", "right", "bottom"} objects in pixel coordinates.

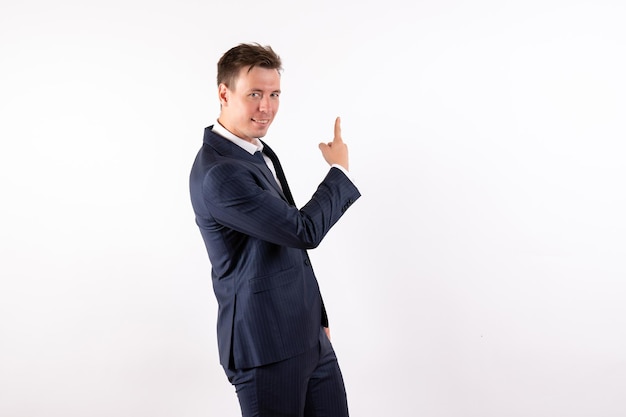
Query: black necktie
[{"left": 257, "top": 146, "right": 296, "bottom": 206}]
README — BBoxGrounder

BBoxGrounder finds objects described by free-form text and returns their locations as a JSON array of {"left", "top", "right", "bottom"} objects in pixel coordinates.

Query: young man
[{"left": 189, "top": 43, "right": 360, "bottom": 416}]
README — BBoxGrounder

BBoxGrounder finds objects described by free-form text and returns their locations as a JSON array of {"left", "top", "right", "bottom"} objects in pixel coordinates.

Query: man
[{"left": 189, "top": 43, "right": 361, "bottom": 416}]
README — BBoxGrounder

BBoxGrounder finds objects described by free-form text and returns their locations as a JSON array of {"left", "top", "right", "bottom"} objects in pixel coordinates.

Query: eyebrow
[{"left": 249, "top": 88, "right": 282, "bottom": 94}]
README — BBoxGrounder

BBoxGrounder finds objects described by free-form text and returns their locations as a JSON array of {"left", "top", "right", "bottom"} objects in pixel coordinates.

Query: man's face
[{"left": 218, "top": 66, "right": 281, "bottom": 143}]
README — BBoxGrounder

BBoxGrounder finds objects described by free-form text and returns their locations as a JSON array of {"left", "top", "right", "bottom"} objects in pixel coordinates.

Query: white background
[{"left": 1, "top": 1, "right": 625, "bottom": 416}]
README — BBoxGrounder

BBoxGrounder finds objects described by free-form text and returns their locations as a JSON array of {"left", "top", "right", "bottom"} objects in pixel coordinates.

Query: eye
[
  {"left": 270, "top": 92, "right": 280, "bottom": 98},
  {"left": 250, "top": 92, "right": 261, "bottom": 98}
]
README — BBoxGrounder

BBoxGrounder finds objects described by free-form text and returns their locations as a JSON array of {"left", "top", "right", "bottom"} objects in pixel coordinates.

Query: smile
[{"left": 252, "top": 118, "right": 269, "bottom": 124}]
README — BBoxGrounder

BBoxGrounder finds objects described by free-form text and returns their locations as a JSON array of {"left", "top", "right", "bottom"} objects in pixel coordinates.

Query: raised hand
[{"left": 318, "top": 117, "right": 349, "bottom": 171}]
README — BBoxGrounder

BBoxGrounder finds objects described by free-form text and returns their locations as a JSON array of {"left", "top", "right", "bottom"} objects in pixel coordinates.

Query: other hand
[{"left": 324, "top": 327, "right": 331, "bottom": 341}]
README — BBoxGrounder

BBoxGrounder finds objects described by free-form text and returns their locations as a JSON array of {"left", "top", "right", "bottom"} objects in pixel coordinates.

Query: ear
[{"left": 218, "top": 83, "right": 229, "bottom": 106}]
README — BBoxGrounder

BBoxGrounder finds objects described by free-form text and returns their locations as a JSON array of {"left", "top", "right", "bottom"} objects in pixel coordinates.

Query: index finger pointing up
[{"left": 334, "top": 116, "right": 343, "bottom": 142}]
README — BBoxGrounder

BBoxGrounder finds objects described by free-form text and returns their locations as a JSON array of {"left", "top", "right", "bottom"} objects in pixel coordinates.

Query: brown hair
[{"left": 217, "top": 43, "right": 282, "bottom": 90}]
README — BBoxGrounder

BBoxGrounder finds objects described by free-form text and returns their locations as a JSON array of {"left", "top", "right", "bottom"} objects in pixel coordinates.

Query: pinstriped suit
[{"left": 189, "top": 126, "right": 361, "bottom": 371}]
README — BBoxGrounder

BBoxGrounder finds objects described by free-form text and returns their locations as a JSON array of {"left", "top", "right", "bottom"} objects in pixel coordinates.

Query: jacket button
[{"left": 304, "top": 259, "right": 310, "bottom": 266}]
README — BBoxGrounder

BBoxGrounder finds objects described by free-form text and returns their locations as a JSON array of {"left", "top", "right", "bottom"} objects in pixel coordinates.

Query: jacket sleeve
[{"left": 202, "top": 163, "right": 360, "bottom": 249}]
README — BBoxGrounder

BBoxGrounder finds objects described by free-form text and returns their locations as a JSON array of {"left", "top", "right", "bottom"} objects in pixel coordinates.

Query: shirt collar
[{"left": 212, "top": 120, "right": 264, "bottom": 155}]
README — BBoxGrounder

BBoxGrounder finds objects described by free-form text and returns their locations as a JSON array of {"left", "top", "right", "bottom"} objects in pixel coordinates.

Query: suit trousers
[{"left": 225, "top": 327, "right": 349, "bottom": 417}]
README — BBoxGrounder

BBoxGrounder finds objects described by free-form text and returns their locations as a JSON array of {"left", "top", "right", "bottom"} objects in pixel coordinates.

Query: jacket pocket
[{"left": 249, "top": 266, "right": 296, "bottom": 294}]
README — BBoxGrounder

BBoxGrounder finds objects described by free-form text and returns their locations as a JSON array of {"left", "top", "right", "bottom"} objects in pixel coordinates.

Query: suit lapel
[{"left": 203, "top": 127, "right": 292, "bottom": 204}]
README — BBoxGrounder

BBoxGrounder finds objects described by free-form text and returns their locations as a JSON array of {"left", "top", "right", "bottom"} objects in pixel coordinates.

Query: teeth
[{"left": 253, "top": 119, "right": 269, "bottom": 124}]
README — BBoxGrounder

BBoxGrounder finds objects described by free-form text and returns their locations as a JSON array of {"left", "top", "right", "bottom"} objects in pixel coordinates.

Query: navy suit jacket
[{"left": 189, "top": 126, "right": 361, "bottom": 370}]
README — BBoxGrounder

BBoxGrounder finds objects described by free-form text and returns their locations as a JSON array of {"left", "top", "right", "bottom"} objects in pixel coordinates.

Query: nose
[{"left": 259, "top": 95, "right": 270, "bottom": 112}]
